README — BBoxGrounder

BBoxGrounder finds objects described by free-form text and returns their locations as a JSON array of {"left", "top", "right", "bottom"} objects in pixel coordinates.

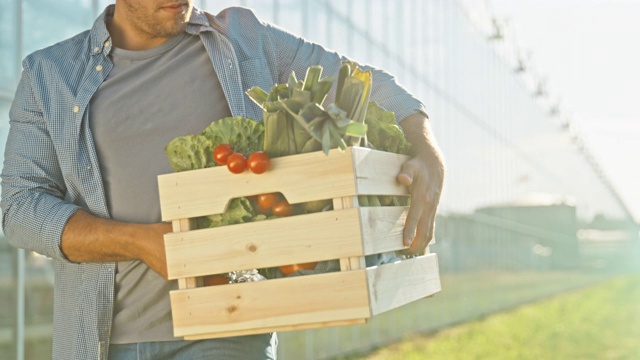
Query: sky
[{"left": 482, "top": 0, "right": 640, "bottom": 223}]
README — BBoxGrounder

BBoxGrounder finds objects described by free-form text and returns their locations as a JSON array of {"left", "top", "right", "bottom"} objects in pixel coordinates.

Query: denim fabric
[{"left": 108, "top": 334, "right": 277, "bottom": 360}]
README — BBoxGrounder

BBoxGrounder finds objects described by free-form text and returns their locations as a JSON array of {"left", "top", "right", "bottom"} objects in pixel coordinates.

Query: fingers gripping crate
[{"left": 157, "top": 146, "right": 441, "bottom": 339}]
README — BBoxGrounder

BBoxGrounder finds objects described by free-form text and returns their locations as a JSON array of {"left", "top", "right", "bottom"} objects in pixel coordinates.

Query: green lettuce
[
  {"left": 164, "top": 116, "right": 264, "bottom": 172},
  {"left": 164, "top": 134, "right": 214, "bottom": 172},
  {"left": 361, "top": 102, "right": 412, "bottom": 208},
  {"left": 364, "top": 102, "right": 412, "bottom": 155},
  {"left": 195, "top": 197, "right": 256, "bottom": 228},
  {"left": 201, "top": 116, "right": 264, "bottom": 156}
]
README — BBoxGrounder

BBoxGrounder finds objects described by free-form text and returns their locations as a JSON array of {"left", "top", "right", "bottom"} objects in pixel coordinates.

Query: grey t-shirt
[{"left": 89, "top": 33, "right": 231, "bottom": 343}]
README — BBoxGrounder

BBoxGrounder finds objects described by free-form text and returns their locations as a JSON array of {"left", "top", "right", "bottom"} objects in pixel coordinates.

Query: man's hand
[
  {"left": 398, "top": 113, "right": 445, "bottom": 254},
  {"left": 61, "top": 209, "right": 173, "bottom": 279},
  {"left": 136, "top": 222, "right": 172, "bottom": 279}
]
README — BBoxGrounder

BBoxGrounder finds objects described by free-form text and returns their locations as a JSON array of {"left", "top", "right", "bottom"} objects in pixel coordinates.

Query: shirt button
[
  {"left": 73, "top": 106, "right": 80, "bottom": 113},
  {"left": 104, "top": 40, "right": 111, "bottom": 48},
  {"left": 93, "top": 47, "right": 100, "bottom": 53},
  {"left": 96, "top": 65, "right": 104, "bottom": 72}
]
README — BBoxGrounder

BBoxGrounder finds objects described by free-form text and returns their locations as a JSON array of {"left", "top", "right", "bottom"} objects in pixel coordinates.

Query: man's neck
[{"left": 106, "top": 19, "right": 170, "bottom": 51}]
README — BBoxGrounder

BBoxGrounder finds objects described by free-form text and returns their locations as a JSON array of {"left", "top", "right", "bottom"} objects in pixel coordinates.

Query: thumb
[{"left": 397, "top": 161, "right": 416, "bottom": 187}]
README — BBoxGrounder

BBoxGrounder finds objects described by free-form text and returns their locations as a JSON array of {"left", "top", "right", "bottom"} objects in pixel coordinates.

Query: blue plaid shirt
[{"left": 1, "top": 5, "right": 426, "bottom": 360}]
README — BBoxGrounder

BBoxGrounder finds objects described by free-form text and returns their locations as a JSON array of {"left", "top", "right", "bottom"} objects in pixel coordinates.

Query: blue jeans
[{"left": 107, "top": 333, "right": 277, "bottom": 360}]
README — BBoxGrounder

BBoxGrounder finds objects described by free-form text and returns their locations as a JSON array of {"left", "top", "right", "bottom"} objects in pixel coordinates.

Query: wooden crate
[{"left": 158, "top": 146, "right": 441, "bottom": 339}]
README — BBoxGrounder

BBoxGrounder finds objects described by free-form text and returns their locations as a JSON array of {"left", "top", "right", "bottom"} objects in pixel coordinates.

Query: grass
[{"left": 340, "top": 274, "right": 640, "bottom": 360}]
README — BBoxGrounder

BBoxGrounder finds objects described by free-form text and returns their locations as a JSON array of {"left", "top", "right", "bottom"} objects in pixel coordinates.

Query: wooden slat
[
  {"left": 164, "top": 209, "right": 365, "bottom": 279},
  {"left": 366, "top": 254, "right": 441, "bottom": 316},
  {"left": 170, "top": 270, "right": 372, "bottom": 337},
  {"left": 183, "top": 319, "right": 367, "bottom": 340},
  {"left": 165, "top": 206, "right": 409, "bottom": 279},
  {"left": 360, "top": 206, "right": 409, "bottom": 255},
  {"left": 333, "top": 196, "right": 366, "bottom": 271},
  {"left": 352, "top": 148, "right": 409, "bottom": 196},
  {"left": 158, "top": 147, "right": 408, "bottom": 221},
  {"left": 171, "top": 219, "right": 201, "bottom": 289},
  {"left": 159, "top": 148, "right": 356, "bottom": 221}
]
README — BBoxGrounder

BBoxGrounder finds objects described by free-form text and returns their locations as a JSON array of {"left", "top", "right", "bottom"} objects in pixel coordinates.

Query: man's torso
[{"left": 89, "top": 32, "right": 231, "bottom": 343}]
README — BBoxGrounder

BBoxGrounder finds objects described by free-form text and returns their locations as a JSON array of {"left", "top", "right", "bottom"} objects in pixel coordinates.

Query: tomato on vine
[
  {"left": 254, "top": 200, "right": 272, "bottom": 215},
  {"left": 247, "top": 151, "right": 270, "bottom": 174},
  {"left": 272, "top": 198, "right": 293, "bottom": 217},
  {"left": 256, "top": 192, "right": 280, "bottom": 210},
  {"left": 226, "top": 153, "right": 247, "bottom": 174},
  {"left": 213, "top": 144, "right": 234, "bottom": 165}
]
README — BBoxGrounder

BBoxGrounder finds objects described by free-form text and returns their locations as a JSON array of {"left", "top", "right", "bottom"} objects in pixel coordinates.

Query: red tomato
[
  {"left": 226, "top": 153, "right": 247, "bottom": 174},
  {"left": 279, "top": 262, "right": 318, "bottom": 275},
  {"left": 254, "top": 201, "right": 272, "bottom": 215},
  {"left": 213, "top": 144, "right": 234, "bottom": 165},
  {"left": 247, "top": 151, "right": 270, "bottom": 174},
  {"left": 272, "top": 199, "right": 293, "bottom": 217},
  {"left": 257, "top": 192, "right": 280, "bottom": 210}
]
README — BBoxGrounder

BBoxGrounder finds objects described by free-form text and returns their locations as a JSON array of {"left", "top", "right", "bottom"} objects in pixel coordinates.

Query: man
[{"left": 1, "top": 1, "right": 444, "bottom": 359}]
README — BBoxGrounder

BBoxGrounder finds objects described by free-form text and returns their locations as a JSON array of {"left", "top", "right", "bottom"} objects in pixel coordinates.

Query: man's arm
[
  {"left": 61, "top": 209, "right": 172, "bottom": 278},
  {"left": 1, "top": 67, "right": 79, "bottom": 261},
  {"left": 2, "top": 68, "right": 172, "bottom": 278},
  {"left": 397, "top": 113, "right": 445, "bottom": 253},
  {"left": 268, "top": 26, "right": 443, "bottom": 251}
]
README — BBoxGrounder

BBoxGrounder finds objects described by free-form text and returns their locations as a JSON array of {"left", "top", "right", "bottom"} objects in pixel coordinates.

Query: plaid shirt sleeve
[{"left": 1, "top": 66, "right": 81, "bottom": 261}]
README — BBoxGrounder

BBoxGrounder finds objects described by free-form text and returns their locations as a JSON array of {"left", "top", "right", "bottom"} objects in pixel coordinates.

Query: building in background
[{"left": 1, "top": 1, "right": 637, "bottom": 359}]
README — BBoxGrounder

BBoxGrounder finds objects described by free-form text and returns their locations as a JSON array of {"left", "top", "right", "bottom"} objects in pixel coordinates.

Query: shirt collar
[
  {"left": 90, "top": 5, "right": 214, "bottom": 56},
  {"left": 185, "top": 7, "right": 215, "bottom": 34},
  {"left": 89, "top": 5, "right": 114, "bottom": 56}
]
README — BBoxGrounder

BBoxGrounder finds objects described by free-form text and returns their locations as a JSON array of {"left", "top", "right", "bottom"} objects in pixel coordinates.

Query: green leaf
[
  {"left": 282, "top": 97, "right": 307, "bottom": 115},
  {"left": 328, "top": 121, "right": 347, "bottom": 151},
  {"left": 292, "top": 88, "right": 312, "bottom": 103},
  {"left": 288, "top": 71, "right": 298, "bottom": 98},
  {"left": 164, "top": 134, "right": 213, "bottom": 172},
  {"left": 275, "top": 83, "right": 290, "bottom": 100},
  {"left": 322, "top": 123, "right": 331, "bottom": 155},
  {"left": 263, "top": 101, "right": 281, "bottom": 113},
  {"left": 201, "top": 116, "right": 265, "bottom": 156},
  {"left": 198, "top": 197, "right": 254, "bottom": 227},
  {"left": 246, "top": 86, "right": 268, "bottom": 107},
  {"left": 263, "top": 111, "right": 292, "bottom": 158},
  {"left": 281, "top": 102, "right": 323, "bottom": 143},
  {"left": 307, "top": 116, "right": 327, "bottom": 131},
  {"left": 338, "top": 77, "right": 365, "bottom": 119},
  {"left": 300, "top": 137, "right": 322, "bottom": 153},
  {"left": 303, "top": 65, "right": 322, "bottom": 92},
  {"left": 311, "top": 80, "right": 333, "bottom": 104},
  {"left": 344, "top": 122, "right": 368, "bottom": 137},
  {"left": 299, "top": 103, "right": 327, "bottom": 123},
  {"left": 267, "top": 84, "right": 279, "bottom": 102},
  {"left": 335, "top": 62, "right": 352, "bottom": 104},
  {"left": 326, "top": 103, "right": 347, "bottom": 122},
  {"left": 364, "top": 102, "right": 411, "bottom": 155}
]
